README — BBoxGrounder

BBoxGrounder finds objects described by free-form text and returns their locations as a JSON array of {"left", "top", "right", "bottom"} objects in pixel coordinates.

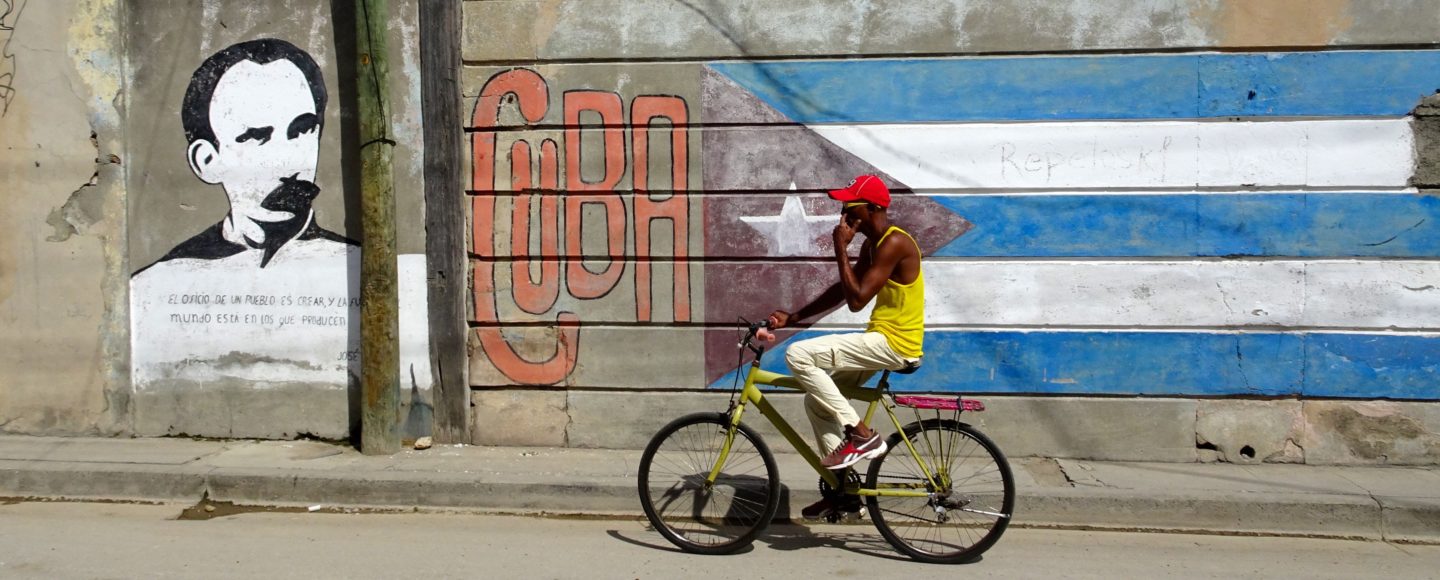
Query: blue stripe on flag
[
  {"left": 931, "top": 193, "right": 1440, "bottom": 257},
  {"left": 711, "top": 331, "right": 1440, "bottom": 400},
  {"left": 710, "top": 51, "right": 1440, "bottom": 123},
  {"left": 1306, "top": 334, "right": 1440, "bottom": 399}
]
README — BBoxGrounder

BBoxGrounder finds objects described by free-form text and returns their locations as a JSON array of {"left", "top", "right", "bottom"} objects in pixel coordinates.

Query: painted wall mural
[
  {"left": 130, "top": 37, "right": 431, "bottom": 436},
  {"left": 468, "top": 50, "right": 1440, "bottom": 400},
  {"left": 468, "top": 68, "right": 698, "bottom": 385},
  {"left": 138, "top": 39, "right": 352, "bottom": 273}
]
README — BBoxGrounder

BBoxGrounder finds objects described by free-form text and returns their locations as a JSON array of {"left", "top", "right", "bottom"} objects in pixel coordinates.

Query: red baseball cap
[{"left": 828, "top": 174, "right": 890, "bottom": 208}]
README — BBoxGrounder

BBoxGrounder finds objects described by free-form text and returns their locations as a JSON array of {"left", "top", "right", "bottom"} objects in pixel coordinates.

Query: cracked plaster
[{"left": 0, "top": 0, "right": 126, "bottom": 436}]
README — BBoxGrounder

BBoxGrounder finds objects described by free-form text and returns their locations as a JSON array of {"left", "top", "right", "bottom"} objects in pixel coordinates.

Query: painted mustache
[
  {"left": 246, "top": 174, "right": 321, "bottom": 267},
  {"left": 260, "top": 173, "right": 322, "bottom": 214}
]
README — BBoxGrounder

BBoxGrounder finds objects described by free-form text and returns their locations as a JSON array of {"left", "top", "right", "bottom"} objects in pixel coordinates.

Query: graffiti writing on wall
[
  {"left": 469, "top": 69, "right": 693, "bottom": 385},
  {"left": 0, "top": 0, "right": 26, "bottom": 117}
]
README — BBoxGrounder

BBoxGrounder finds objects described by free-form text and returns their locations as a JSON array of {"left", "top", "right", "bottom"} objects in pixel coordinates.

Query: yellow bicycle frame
[{"left": 707, "top": 360, "right": 940, "bottom": 499}]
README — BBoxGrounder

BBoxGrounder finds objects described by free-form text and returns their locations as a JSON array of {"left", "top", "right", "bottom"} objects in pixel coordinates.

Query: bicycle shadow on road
[
  {"left": 605, "top": 528, "right": 733, "bottom": 554},
  {"left": 606, "top": 524, "right": 896, "bottom": 561},
  {"left": 609, "top": 522, "right": 984, "bottom": 564},
  {"left": 759, "top": 522, "right": 900, "bottom": 558}
]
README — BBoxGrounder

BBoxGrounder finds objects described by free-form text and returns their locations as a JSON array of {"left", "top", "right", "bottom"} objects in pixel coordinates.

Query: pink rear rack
[{"left": 893, "top": 395, "right": 985, "bottom": 412}]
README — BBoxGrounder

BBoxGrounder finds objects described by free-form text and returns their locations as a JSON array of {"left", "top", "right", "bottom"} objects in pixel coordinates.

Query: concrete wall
[
  {"left": 124, "top": 0, "right": 432, "bottom": 440},
  {"left": 462, "top": 0, "right": 1440, "bottom": 464},
  {"left": 1, "top": 0, "right": 435, "bottom": 442},
  {"left": 2, "top": 0, "right": 1436, "bottom": 463},
  {"left": 0, "top": 0, "right": 127, "bottom": 436}
]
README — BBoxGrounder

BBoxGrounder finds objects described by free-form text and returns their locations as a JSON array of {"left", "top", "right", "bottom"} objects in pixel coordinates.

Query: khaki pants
[{"left": 784, "top": 332, "right": 911, "bottom": 454}]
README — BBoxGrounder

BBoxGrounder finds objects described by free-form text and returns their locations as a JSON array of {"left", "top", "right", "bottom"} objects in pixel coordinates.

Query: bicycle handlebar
[{"left": 738, "top": 318, "right": 778, "bottom": 354}]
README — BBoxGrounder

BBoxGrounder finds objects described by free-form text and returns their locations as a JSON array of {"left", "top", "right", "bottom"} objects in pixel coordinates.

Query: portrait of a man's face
[
  {"left": 137, "top": 38, "right": 351, "bottom": 275},
  {"left": 190, "top": 58, "right": 322, "bottom": 222},
  {"left": 125, "top": 30, "right": 431, "bottom": 441}
]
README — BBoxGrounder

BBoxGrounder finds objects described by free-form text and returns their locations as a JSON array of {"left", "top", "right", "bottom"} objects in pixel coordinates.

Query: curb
[{"left": 3, "top": 459, "right": 1436, "bottom": 544}]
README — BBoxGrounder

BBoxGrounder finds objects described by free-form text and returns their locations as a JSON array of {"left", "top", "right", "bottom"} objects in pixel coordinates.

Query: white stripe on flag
[
  {"left": 809, "top": 119, "right": 1414, "bottom": 190},
  {"left": 818, "top": 260, "right": 1440, "bottom": 330}
]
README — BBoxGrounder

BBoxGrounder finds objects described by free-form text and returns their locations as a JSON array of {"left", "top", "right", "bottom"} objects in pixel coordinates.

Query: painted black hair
[{"left": 180, "top": 38, "right": 326, "bottom": 147}]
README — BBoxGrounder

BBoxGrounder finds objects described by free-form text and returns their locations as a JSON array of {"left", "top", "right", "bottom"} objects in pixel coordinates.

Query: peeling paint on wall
[
  {"left": 1306, "top": 401, "right": 1440, "bottom": 464},
  {"left": 1196, "top": 0, "right": 1354, "bottom": 47},
  {"left": 0, "top": 0, "right": 128, "bottom": 435}
]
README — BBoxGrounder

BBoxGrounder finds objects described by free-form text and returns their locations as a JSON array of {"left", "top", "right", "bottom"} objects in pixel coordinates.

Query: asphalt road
[{"left": 1, "top": 501, "right": 1435, "bottom": 579}]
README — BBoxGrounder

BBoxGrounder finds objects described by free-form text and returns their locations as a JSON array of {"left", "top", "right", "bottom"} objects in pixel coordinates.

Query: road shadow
[
  {"left": 616, "top": 518, "right": 988, "bottom": 564},
  {"left": 754, "top": 522, "right": 904, "bottom": 561},
  {"left": 605, "top": 529, "right": 755, "bottom": 555}
]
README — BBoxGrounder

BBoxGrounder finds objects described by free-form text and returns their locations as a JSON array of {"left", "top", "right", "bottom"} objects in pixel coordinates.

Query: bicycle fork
[{"left": 705, "top": 398, "right": 749, "bottom": 486}]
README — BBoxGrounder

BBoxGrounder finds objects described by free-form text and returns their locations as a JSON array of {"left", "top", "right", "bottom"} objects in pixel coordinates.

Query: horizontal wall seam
[
  {"left": 465, "top": 385, "right": 1440, "bottom": 403},
  {"left": 459, "top": 116, "right": 1415, "bottom": 132},
  {"left": 457, "top": 188, "right": 1416, "bottom": 197},
  {"left": 466, "top": 256, "right": 1440, "bottom": 263},
  {"left": 462, "top": 321, "right": 1440, "bottom": 334},
  {"left": 458, "top": 42, "right": 1440, "bottom": 67}
]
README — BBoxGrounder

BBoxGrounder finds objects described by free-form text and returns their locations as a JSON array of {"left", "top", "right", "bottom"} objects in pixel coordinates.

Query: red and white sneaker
[{"left": 821, "top": 426, "right": 887, "bottom": 469}]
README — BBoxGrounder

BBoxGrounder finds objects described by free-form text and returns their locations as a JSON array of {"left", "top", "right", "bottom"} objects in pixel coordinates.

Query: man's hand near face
[{"left": 833, "top": 213, "right": 857, "bottom": 251}]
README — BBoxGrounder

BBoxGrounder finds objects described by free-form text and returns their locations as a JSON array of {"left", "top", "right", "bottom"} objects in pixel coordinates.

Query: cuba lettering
[{"left": 469, "top": 68, "right": 692, "bottom": 385}]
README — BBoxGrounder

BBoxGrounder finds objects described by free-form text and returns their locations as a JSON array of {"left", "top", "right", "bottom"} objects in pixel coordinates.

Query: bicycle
[{"left": 637, "top": 318, "right": 1015, "bottom": 564}]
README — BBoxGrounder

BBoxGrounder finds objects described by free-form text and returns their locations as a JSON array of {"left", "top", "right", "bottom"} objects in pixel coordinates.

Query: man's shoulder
[
  {"left": 873, "top": 227, "right": 920, "bottom": 252},
  {"left": 298, "top": 222, "right": 360, "bottom": 247},
  {"left": 132, "top": 222, "right": 245, "bottom": 276}
]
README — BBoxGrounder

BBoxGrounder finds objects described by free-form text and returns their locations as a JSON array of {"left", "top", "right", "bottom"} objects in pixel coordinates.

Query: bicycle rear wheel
[
  {"left": 865, "top": 419, "right": 1014, "bottom": 564},
  {"left": 638, "top": 412, "right": 780, "bottom": 554}
]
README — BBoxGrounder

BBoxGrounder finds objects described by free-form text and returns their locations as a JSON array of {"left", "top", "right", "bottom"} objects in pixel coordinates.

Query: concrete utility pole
[{"left": 356, "top": 0, "right": 400, "bottom": 455}]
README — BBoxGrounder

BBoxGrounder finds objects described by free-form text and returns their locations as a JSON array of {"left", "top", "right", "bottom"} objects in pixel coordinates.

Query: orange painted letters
[{"left": 468, "top": 70, "right": 692, "bottom": 385}]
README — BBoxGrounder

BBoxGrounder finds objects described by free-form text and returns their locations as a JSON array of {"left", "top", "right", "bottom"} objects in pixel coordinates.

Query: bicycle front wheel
[
  {"left": 638, "top": 412, "right": 780, "bottom": 555},
  {"left": 866, "top": 419, "right": 1015, "bottom": 564}
]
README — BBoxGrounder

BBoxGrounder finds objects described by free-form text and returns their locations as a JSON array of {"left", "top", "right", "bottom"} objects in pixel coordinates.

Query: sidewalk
[{"left": 1, "top": 436, "right": 1436, "bottom": 543}]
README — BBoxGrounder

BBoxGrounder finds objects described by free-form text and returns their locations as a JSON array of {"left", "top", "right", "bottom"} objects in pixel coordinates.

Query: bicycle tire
[
  {"left": 638, "top": 412, "right": 780, "bottom": 555},
  {"left": 865, "top": 419, "right": 1015, "bottom": 564}
]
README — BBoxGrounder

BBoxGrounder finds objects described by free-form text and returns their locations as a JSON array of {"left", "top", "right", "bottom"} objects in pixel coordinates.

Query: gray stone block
[
  {"left": 1197, "top": 399, "right": 1305, "bottom": 464},
  {"left": 972, "top": 397, "right": 1198, "bottom": 462},
  {"left": 132, "top": 383, "right": 351, "bottom": 440},
  {"left": 471, "top": 389, "right": 569, "bottom": 447},
  {"left": 1302, "top": 401, "right": 1440, "bottom": 465}
]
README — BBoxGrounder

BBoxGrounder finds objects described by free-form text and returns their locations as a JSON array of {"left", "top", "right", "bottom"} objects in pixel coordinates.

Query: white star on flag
[{"left": 739, "top": 185, "right": 835, "bottom": 257}]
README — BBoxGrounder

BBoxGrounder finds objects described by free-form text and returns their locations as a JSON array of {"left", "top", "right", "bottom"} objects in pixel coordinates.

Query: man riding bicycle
[{"left": 767, "top": 174, "right": 925, "bottom": 520}]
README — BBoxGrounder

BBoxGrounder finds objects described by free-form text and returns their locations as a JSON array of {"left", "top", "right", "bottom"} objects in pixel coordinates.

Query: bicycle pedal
[{"left": 823, "top": 506, "right": 866, "bottom": 524}]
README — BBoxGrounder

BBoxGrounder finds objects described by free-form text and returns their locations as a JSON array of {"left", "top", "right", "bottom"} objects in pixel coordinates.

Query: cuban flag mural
[
  {"left": 465, "top": 50, "right": 1439, "bottom": 402},
  {"left": 700, "top": 50, "right": 1440, "bottom": 399}
]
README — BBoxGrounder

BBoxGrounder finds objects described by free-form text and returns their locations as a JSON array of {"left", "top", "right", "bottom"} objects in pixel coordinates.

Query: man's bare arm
[
  {"left": 770, "top": 244, "right": 874, "bottom": 329},
  {"left": 835, "top": 226, "right": 904, "bottom": 312}
]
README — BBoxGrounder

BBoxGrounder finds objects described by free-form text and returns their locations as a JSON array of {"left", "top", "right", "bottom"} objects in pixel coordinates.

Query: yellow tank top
[{"left": 866, "top": 227, "right": 924, "bottom": 359}]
